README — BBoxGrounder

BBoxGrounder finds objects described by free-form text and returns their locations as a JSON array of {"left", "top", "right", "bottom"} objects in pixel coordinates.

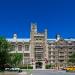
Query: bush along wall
[
  {"left": 45, "top": 64, "right": 51, "bottom": 69},
  {"left": 19, "top": 64, "right": 33, "bottom": 69}
]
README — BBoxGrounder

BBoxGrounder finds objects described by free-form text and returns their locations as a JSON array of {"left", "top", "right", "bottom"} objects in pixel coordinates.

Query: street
[
  {"left": 32, "top": 70, "right": 75, "bottom": 75},
  {"left": 0, "top": 70, "right": 75, "bottom": 75}
]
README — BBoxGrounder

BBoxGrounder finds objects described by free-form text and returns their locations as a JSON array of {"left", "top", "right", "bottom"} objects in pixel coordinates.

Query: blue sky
[{"left": 0, "top": 0, "right": 75, "bottom": 38}]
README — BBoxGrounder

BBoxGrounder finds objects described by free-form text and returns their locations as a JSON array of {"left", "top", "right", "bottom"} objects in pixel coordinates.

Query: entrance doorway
[{"left": 35, "top": 62, "right": 43, "bottom": 69}]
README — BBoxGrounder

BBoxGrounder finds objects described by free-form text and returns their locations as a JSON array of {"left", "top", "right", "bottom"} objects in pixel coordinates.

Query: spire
[
  {"left": 45, "top": 29, "right": 47, "bottom": 39},
  {"left": 31, "top": 23, "right": 37, "bottom": 33}
]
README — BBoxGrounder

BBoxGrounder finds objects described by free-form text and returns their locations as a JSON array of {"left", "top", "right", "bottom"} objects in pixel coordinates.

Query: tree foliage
[
  {"left": 0, "top": 37, "right": 11, "bottom": 70},
  {"left": 0, "top": 36, "right": 23, "bottom": 70},
  {"left": 10, "top": 53, "right": 23, "bottom": 67}
]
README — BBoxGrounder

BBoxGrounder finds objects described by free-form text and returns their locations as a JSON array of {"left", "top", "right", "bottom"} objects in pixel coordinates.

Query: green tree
[
  {"left": 68, "top": 53, "right": 75, "bottom": 66},
  {"left": 0, "top": 37, "right": 11, "bottom": 70},
  {"left": 10, "top": 53, "right": 23, "bottom": 67}
]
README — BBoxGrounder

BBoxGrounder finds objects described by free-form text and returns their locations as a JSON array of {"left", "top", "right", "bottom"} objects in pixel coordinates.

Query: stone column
[
  {"left": 33, "top": 63, "right": 35, "bottom": 69},
  {"left": 15, "top": 42, "right": 18, "bottom": 52},
  {"left": 42, "top": 61, "right": 45, "bottom": 69}
]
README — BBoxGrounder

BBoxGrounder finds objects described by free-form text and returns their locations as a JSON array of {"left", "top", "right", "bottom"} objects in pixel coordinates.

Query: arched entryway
[{"left": 35, "top": 62, "right": 43, "bottom": 69}]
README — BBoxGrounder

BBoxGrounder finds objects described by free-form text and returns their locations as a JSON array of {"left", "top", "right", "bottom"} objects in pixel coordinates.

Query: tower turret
[
  {"left": 31, "top": 23, "right": 37, "bottom": 33},
  {"left": 56, "top": 34, "right": 61, "bottom": 41},
  {"left": 13, "top": 33, "right": 17, "bottom": 41}
]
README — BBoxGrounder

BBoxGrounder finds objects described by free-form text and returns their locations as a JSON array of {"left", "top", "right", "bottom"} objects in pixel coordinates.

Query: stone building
[{"left": 7, "top": 23, "right": 75, "bottom": 69}]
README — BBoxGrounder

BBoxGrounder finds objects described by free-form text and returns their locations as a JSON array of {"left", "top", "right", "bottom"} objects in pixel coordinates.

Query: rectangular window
[
  {"left": 25, "top": 45, "right": 29, "bottom": 51},
  {"left": 24, "top": 58, "right": 30, "bottom": 64},
  {"left": 24, "top": 53, "right": 30, "bottom": 57},
  {"left": 12, "top": 45, "right": 15, "bottom": 51},
  {"left": 18, "top": 45, "right": 22, "bottom": 51}
]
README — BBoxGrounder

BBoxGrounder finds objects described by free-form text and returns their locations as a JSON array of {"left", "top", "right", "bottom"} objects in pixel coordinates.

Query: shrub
[
  {"left": 19, "top": 65, "right": 33, "bottom": 69},
  {"left": 28, "top": 65, "right": 33, "bottom": 69},
  {"left": 45, "top": 64, "right": 51, "bottom": 69}
]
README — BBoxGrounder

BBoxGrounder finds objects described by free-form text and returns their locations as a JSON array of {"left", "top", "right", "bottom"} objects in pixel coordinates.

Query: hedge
[
  {"left": 45, "top": 64, "right": 51, "bottom": 69},
  {"left": 19, "top": 65, "right": 33, "bottom": 69}
]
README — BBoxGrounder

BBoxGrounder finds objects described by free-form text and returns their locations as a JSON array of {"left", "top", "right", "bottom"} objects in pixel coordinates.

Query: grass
[{"left": 24, "top": 69, "right": 33, "bottom": 74}]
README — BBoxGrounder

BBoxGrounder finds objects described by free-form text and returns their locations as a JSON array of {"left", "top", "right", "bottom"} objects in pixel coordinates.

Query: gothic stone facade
[{"left": 7, "top": 23, "right": 75, "bottom": 69}]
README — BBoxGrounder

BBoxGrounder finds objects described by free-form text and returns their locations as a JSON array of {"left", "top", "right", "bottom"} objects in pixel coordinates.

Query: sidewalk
[
  {"left": 0, "top": 71, "right": 28, "bottom": 75},
  {"left": 18, "top": 72, "right": 27, "bottom": 75}
]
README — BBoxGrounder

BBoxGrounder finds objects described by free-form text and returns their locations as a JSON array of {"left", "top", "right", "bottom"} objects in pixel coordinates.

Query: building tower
[
  {"left": 30, "top": 23, "right": 48, "bottom": 69},
  {"left": 30, "top": 23, "right": 37, "bottom": 69}
]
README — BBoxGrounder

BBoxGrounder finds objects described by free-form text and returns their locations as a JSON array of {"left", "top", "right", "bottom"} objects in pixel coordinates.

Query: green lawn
[{"left": 24, "top": 69, "right": 32, "bottom": 74}]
